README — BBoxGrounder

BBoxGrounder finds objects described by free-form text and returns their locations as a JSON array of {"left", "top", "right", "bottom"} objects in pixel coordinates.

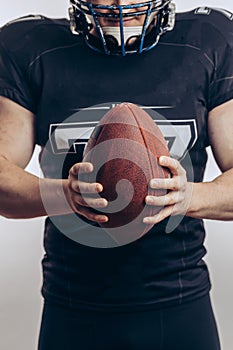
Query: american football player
[{"left": 0, "top": 1, "right": 233, "bottom": 349}]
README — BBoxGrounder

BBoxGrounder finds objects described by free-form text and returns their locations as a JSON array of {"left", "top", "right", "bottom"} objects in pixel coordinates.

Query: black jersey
[{"left": 1, "top": 8, "right": 233, "bottom": 311}]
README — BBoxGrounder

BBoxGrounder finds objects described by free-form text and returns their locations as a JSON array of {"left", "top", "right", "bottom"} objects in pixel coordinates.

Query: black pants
[{"left": 38, "top": 294, "right": 221, "bottom": 350}]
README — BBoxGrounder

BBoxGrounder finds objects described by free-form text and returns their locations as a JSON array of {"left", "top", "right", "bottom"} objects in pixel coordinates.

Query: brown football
[{"left": 82, "top": 102, "right": 170, "bottom": 243}]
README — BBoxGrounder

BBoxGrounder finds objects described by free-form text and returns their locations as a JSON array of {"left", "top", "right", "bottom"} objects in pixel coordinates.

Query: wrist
[
  {"left": 40, "top": 178, "right": 73, "bottom": 216},
  {"left": 186, "top": 181, "right": 216, "bottom": 219}
]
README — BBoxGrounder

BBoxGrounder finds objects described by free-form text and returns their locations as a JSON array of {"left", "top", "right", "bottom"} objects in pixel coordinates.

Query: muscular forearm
[
  {"left": 187, "top": 168, "right": 233, "bottom": 220},
  {"left": 0, "top": 157, "right": 72, "bottom": 219}
]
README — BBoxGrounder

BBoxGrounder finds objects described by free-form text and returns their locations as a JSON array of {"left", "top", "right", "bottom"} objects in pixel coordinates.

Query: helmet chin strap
[{"left": 102, "top": 26, "right": 143, "bottom": 46}]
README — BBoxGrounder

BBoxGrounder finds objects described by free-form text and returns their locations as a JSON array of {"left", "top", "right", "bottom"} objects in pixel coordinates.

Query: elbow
[
  {"left": 0, "top": 210, "right": 19, "bottom": 219},
  {"left": 0, "top": 207, "right": 29, "bottom": 219}
]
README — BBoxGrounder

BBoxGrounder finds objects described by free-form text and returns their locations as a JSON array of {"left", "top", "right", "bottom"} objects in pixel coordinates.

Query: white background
[{"left": 0, "top": 1, "right": 233, "bottom": 349}]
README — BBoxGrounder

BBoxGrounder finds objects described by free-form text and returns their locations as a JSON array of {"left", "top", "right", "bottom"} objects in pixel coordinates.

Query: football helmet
[{"left": 69, "top": 0, "right": 176, "bottom": 55}]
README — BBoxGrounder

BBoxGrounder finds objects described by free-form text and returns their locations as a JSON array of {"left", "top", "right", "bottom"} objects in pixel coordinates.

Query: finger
[
  {"left": 143, "top": 205, "right": 174, "bottom": 225},
  {"left": 69, "top": 162, "right": 94, "bottom": 176},
  {"left": 79, "top": 206, "right": 109, "bottom": 223},
  {"left": 73, "top": 193, "right": 108, "bottom": 209},
  {"left": 159, "top": 156, "right": 185, "bottom": 176},
  {"left": 150, "top": 178, "right": 179, "bottom": 191},
  {"left": 82, "top": 196, "right": 108, "bottom": 209},
  {"left": 69, "top": 179, "right": 103, "bottom": 194},
  {"left": 145, "top": 192, "right": 183, "bottom": 207}
]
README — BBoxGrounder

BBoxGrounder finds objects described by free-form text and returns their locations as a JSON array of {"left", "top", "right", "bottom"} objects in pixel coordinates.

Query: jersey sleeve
[
  {"left": 0, "top": 22, "right": 37, "bottom": 113},
  {"left": 207, "top": 9, "right": 233, "bottom": 111}
]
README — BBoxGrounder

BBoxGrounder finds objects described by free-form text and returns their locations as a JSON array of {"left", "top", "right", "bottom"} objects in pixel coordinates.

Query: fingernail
[
  {"left": 96, "top": 215, "right": 107, "bottom": 222},
  {"left": 72, "top": 165, "right": 78, "bottom": 175},
  {"left": 102, "top": 216, "right": 108, "bottom": 222},
  {"left": 160, "top": 156, "right": 167, "bottom": 165},
  {"left": 150, "top": 179, "right": 158, "bottom": 187},
  {"left": 97, "top": 199, "right": 107, "bottom": 208},
  {"left": 87, "top": 164, "right": 94, "bottom": 172},
  {"left": 95, "top": 182, "right": 104, "bottom": 192},
  {"left": 143, "top": 217, "right": 152, "bottom": 224},
  {"left": 146, "top": 196, "right": 154, "bottom": 204}
]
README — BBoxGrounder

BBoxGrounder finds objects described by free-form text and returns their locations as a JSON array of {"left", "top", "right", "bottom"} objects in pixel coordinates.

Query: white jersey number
[{"left": 49, "top": 119, "right": 198, "bottom": 161}]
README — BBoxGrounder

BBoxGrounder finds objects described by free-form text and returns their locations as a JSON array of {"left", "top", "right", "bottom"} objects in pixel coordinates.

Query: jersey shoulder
[
  {"left": 174, "top": 7, "right": 233, "bottom": 47},
  {"left": 0, "top": 14, "right": 81, "bottom": 56}
]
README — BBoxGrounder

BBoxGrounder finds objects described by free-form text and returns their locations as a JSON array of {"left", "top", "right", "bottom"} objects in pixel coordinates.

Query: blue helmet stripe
[
  {"left": 119, "top": 7, "right": 126, "bottom": 56},
  {"left": 139, "top": 1, "right": 153, "bottom": 53},
  {"left": 88, "top": 2, "right": 110, "bottom": 54}
]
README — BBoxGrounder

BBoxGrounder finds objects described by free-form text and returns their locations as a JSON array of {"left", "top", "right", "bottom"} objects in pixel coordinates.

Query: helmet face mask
[{"left": 69, "top": 0, "right": 176, "bottom": 56}]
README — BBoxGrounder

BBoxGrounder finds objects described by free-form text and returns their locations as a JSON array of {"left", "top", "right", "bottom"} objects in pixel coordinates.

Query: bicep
[
  {"left": 0, "top": 96, "right": 36, "bottom": 168},
  {"left": 208, "top": 99, "right": 233, "bottom": 172}
]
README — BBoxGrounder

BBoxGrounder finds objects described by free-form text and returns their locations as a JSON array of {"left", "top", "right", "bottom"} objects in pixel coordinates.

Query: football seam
[
  {"left": 126, "top": 103, "right": 155, "bottom": 180},
  {"left": 127, "top": 104, "right": 155, "bottom": 234}
]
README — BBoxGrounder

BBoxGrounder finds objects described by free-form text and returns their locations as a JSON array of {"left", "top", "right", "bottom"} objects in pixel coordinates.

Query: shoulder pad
[
  {"left": 3, "top": 14, "right": 46, "bottom": 27},
  {"left": 194, "top": 7, "right": 233, "bottom": 21}
]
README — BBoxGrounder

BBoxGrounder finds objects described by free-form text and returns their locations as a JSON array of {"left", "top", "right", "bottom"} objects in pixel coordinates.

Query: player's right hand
[{"left": 64, "top": 162, "right": 108, "bottom": 223}]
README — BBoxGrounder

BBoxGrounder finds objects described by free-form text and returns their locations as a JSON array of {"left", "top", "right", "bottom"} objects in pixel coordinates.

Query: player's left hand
[{"left": 143, "top": 156, "right": 193, "bottom": 225}]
